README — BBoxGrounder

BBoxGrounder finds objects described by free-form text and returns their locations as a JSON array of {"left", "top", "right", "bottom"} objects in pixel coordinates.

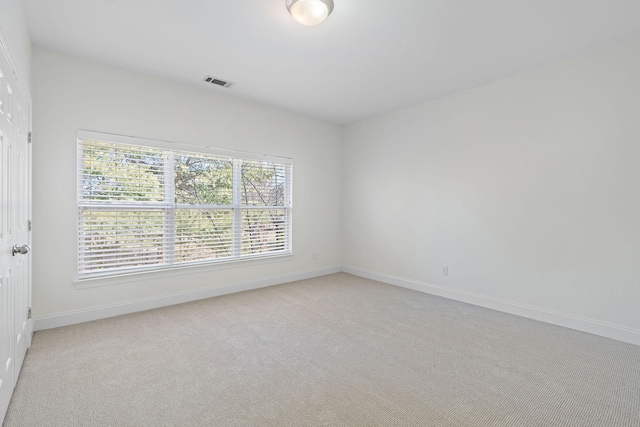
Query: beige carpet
[{"left": 3, "top": 273, "right": 640, "bottom": 426}]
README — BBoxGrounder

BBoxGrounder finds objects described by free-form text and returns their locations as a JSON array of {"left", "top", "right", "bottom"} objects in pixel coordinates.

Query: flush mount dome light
[{"left": 286, "top": 0, "right": 334, "bottom": 26}]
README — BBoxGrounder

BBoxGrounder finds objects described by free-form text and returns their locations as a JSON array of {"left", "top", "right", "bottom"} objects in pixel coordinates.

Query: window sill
[{"left": 73, "top": 253, "right": 294, "bottom": 289}]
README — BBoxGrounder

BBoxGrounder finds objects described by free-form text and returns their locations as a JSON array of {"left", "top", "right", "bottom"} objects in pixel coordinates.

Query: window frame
[{"left": 77, "top": 130, "right": 293, "bottom": 279}]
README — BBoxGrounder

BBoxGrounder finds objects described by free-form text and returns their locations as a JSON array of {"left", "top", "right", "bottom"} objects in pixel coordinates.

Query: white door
[{"left": 0, "top": 37, "right": 32, "bottom": 422}]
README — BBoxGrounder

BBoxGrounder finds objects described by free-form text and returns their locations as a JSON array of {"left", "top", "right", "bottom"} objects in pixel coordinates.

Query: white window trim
[
  {"left": 73, "top": 253, "right": 295, "bottom": 289},
  {"left": 77, "top": 130, "right": 292, "bottom": 164},
  {"left": 77, "top": 130, "right": 293, "bottom": 280}
]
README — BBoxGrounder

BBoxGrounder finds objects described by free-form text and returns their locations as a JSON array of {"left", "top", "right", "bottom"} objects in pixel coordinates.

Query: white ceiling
[{"left": 24, "top": 0, "right": 640, "bottom": 124}]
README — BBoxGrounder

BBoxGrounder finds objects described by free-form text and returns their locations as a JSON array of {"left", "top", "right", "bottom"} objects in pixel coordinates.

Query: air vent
[{"left": 202, "top": 75, "right": 234, "bottom": 88}]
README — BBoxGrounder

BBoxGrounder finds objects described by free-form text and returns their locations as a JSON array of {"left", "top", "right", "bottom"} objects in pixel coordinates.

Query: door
[{"left": 0, "top": 36, "right": 32, "bottom": 422}]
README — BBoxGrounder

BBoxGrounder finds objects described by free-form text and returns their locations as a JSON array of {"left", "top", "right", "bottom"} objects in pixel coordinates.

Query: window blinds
[{"left": 78, "top": 136, "right": 292, "bottom": 278}]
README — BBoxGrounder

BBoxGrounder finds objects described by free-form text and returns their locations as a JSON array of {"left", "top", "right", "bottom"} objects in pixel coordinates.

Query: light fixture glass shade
[{"left": 286, "top": 0, "right": 334, "bottom": 26}]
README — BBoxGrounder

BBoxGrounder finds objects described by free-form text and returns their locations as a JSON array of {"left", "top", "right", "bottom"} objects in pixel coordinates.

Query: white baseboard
[
  {"left": 34, "top": 264, "right": 640, "bottom": 347},
  {"left": 33, "top": 266, "right": 342, "bottom": 331},
  {"left": 342, "top": 266, "right": 640, "bottom": 347}
]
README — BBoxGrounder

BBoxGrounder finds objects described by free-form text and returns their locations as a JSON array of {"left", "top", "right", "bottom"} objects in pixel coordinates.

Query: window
[{"left": 77, "top": 131, "right": 292, "bottom": 278}]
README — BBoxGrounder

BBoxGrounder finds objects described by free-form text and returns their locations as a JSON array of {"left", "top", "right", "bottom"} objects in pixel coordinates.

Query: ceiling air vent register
[{"left": 202, "top": 75, "right": 234, "bottom": 88}]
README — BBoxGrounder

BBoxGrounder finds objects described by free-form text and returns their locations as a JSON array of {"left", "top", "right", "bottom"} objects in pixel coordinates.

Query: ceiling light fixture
[{"left": 286, "top": 0, "right": 334, "bottom": 26}]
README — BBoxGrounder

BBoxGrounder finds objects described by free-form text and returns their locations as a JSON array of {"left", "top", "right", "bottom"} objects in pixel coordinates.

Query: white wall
[
  {"left": 31, "top": 38, "right": 640, "bottom": 342},
  {"left": 32, "top": 47, "right": 342, "bottom": 318},
  {"left": 0, "top": 0, "right": 30, "bottom": 86},
  {"left": 343, "top": 41, "right": 640, "bottom": 333}
]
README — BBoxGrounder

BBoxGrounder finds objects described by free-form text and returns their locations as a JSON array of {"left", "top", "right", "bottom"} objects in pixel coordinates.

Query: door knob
[{"left": 12, "top": 244, "right": 30, "bottom": 256}]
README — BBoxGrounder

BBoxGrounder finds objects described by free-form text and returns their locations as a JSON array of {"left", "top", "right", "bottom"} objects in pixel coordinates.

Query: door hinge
[
  {"left": 28, "top": 220, "right": 32, "bottom": 231},
  {"left": 28, "top": 132, "right": 32, "bottom": 144},
  {"left": 28, "top": 307, "right": 32, "bottom": 319}
]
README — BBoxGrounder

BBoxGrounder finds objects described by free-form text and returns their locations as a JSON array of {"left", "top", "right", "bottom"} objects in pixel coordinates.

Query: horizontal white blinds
[
  {"left": 79, "top": 142, "right": 168, "bottom": 204},
  {"left": 79, "top": 209, "right": 167, "bottom": 272},
  {"left": 174, "top": 209, "right": 233, "bottom": 263},
  {"left": 78, "top": 136, "right": 292, "bottom": 278},
  {"left": 241, "top": 208, "right": 289, "bottom": 255},
  {"left": 174, "top": 151, "right": 233, "bottom": 205},
  {"left": 240, "top": 160, "right": 289, "bottom": 207}
]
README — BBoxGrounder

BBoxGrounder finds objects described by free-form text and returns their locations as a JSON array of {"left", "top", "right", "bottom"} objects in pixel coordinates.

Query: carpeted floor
[{"left": 3, "top": 273, "right": 640, "bottom": 426}]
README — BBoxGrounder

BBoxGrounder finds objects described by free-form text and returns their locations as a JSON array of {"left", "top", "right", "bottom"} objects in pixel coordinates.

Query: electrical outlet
[{"left": 441, "top": 266, "right": 449, "bottom": 276}]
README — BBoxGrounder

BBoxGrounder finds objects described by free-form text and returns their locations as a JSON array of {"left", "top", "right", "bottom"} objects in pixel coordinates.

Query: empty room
[{"left": 1, "top": 0, "right": 639, "bottom": 425}]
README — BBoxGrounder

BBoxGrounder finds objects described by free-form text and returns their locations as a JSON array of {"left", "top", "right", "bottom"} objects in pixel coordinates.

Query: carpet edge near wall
[
  {"left": 33, "top": 265, "right": 640, "bottom": 347},
  {"left": 343, "top": 265, "right": 640, "bottom": 347},
  {"left": 33, "top": 265, "right": 342, "bottom": 331}
]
